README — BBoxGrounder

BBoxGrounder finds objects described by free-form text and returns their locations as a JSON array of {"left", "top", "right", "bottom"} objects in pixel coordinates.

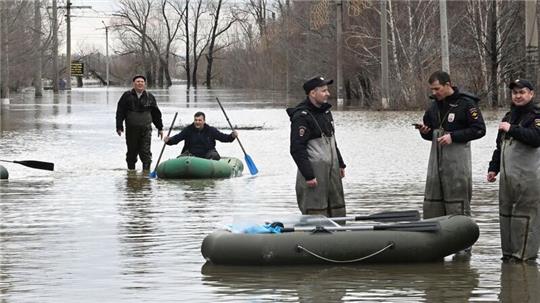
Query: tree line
[{"left": 0, "top": 0, "right": 535, "bottom": 109}]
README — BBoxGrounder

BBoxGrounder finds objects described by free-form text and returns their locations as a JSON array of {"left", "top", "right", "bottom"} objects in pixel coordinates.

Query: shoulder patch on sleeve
[
  {"left": 298, "top": 126, "right": 307, "bottom": 137},
  {"left": 469, "top": 107, "right": 479, "bottom": 119},
  {"left": 535, "top": 118, "right": 540, "bottom": 127}
]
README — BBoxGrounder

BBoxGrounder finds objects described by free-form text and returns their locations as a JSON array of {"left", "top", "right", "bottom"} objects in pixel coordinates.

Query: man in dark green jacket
[
  {"left": 416, "top": 71, "right": 486, "bottom": 220},
  {"left": 116, "top": 75, "right": 163, "bottom": 170}
]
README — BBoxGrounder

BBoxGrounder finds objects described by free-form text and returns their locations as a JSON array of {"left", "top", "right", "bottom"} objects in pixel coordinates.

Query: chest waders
[
  {"left": 125, "top": 110, "right": 153, "bottom": 169},
  {"left": 500, "top": 138, "right": 540, "bottom": 260},
  {"left": 296, "top": 130, "right": 345, "bottom": 218},
  {"left": 424, "top": 128, "right": 472, "bottom": 219}
]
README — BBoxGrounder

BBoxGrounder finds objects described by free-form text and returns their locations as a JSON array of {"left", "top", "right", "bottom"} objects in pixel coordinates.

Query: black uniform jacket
[
  {"left": 488, "top": 101, "right": 540, "bottom": 173},
  {"left": 421, "top": 88, "right": 486, "bottom": 143},
  {"left": 166, "top": 123, "right": 235, "bottom": 158},
  {"left": 115, "top": 89, "right": 163, "bottom": 131},
  {"left": 286, "top": 98, "right": 346, "bottom": 181}
]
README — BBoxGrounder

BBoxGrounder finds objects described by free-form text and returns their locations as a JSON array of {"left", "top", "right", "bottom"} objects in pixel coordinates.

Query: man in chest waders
[
  {"left": 286, "top": 76, "right": 346, "bottom": 218},
  {"left": 116, "top": 75, "right": 164, "bottom": 171},
  {"left": 416, "top": 71, "right": 486, "bottom": 222},
  {"left": 488, "top": 79, "right": 540, "bottom": 263}
]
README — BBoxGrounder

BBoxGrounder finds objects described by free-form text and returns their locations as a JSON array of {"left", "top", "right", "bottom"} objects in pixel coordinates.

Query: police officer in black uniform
[
  {"left": 487, "top": 79, "right": 540, "bottom": 262},
  {"left": 116, "top": 75, "right": 163, "bottom": 170},
  {"left": 286, "top": 75, "right": 346, "bottom": 218},
  {"left": 417, "top": 70, "right": 486, "bottom": 220}
]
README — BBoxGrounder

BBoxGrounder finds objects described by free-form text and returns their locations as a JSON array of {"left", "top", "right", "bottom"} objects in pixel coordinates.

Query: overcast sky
[{"left": 62, "top": 0, "right": 119, "bottom": 54}]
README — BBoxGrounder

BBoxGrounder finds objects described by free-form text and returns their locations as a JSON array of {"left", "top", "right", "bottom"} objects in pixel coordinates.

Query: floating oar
[
  {"left": 149, "top": 112, "right": 178, "bottom": 178},
  {"left": 216, "top": 97, "right": 258, "bottom": 175},
  {"left": 327, "top": 210, "right": 420, "bottom": 223},
  {"left": 0, "top": 159, "right": 54, "bottom": 171},
  {"left": 281, "top": 221, "right": 440, "bottom": 233}
]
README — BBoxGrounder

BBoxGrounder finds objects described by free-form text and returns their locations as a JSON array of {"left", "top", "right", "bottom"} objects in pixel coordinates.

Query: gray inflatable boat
[{"left": 201, "top": 215, "right": 479, "bottom": 265}]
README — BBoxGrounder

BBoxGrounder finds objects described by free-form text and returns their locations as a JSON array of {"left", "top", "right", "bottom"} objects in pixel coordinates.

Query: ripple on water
[{"left": 0, "top": 89, "right": 537, "bottom": 302}]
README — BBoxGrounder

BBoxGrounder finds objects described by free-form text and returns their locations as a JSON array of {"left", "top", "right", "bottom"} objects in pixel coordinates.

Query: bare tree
[
  {"left": 205, "top": 0, "right": 239, "bottom": 88},
  {"left": 247, "top": 0, "right": 269, "bottom": 37},
  {"left": 159, "top": 0, "right": 185, "bottom": 87},
  {"left": 463, "top": 0, "right": 521, "bottom": 107},
  {"left": 183, "top": 0, "right": 191, "bottom": 88},
  {"left": 33, "top": 0, "right": 43, "bottom": 97},
  {"left": 115, "top": 0, "right": 155, "bottom": 86},
  {"left": 1, "top": 2, "right": 9, "bottom": 99},
  {"left": 191, "top": 0, "right": 209, "bottom": 88}
]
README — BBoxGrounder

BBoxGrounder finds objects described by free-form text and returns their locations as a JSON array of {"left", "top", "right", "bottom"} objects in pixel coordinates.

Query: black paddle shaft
[
  {"left": 0, "top": 159, "right": 54, "bottom": 171},
  {"left": 281, "top": 221, "right": 440, "bottom": 233},
  {"left": 215, "top": 97, "right": 247, "bottom": 155},
  {"left": 151, "top": 112, "right": 178, "bottom": 173}
]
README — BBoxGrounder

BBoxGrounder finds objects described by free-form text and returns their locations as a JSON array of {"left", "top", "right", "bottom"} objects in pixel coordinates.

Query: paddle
[
  {"left": 326, "top": 210, "right": 420, "bottom": 223},
  {"left": 0, "top": 159, "right": 54, "bottom": 171},
  {"left": 280, "top": 221, "right": 440, "bottom": 233},
  {"left": 215, "top": 97, "right": 258, "bottom": 175},
  {"left": 149, "top": 112, "right": 178, "bottom": 178}
]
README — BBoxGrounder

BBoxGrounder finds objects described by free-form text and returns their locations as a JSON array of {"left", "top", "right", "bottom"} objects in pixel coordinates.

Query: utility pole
[
  {"left": 0, "top": 1, "right": 3, "bottom": 109},
  {"left": 380, "top": 0, "right": 389, "bottom": 109},
  {"left": 285, "top": 0, "right": 290, "bottom": 104},
  {"left": 439, "top": 0, "right": 450, "bottom": 72},
  {"left": 34, "top": 0, "right": 43, "bottom": 97},
  {"left": 59, "top": 1, "right": 91, "bottom": 90},
  {"left": 66, "top": 1, "right": 71, "bottom": 90},
  {"left": 0, "top": 1, "right": 2, "bottom": 103},
  {"left": 102, "top": 21, "right": 109, "bottom": 87},
  {"left": 525, "top": 0, "right": 538, "bottom": 84},
  {"left": 52, "top": 0, "right": 59, "bottom": 92},
  {"left": 0, "top": 2, "right": 9, "bottom": 102},
  {"left": 336, "top": 0, "right": 344, "bottom": 106}
]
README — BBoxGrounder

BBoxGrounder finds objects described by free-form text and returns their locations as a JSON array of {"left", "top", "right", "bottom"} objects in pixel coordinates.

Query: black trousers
[
  {"left": 181, "top": 149, "right": 220, "bottom": 160},
  {"left": 125, "top": 125, "right": 152, "bottom": 169}
]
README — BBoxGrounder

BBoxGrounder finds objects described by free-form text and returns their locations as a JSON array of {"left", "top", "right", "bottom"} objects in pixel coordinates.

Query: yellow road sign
[{"left": 71, "top": 62, "right": 84, "bottom": 76}]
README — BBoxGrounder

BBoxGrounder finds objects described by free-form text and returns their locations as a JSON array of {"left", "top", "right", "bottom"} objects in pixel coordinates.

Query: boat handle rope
[{"left": 295, "top": 242, "right": 395, "bottom": 264}]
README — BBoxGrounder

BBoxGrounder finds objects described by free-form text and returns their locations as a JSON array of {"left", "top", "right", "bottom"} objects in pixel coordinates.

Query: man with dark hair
[
  {"left": 286, "top": 75, "right": 346, "bottom": 218},
  {"left": 116, "top": 75, "right": 163, "bottom": 171},
  {"left": 164, "top": 111, "right": 237, "bottom": 160},
  {"left": 416, "top": 70, "right": 486, "bottom": 221},
  {"left": 487, "top": 79, "right": 540, "bottom": 263}
]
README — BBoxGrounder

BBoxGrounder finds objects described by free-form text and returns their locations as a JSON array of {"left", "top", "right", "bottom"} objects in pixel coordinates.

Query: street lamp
[{"left": 102, "top": 20, "right": 109, "bottom": 87}]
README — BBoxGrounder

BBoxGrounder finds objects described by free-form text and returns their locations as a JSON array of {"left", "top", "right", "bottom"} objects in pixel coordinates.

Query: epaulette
[
  {"left": 460, "top": 91, "right": 480, "bottom": 104},
  {"left": 533, "top": 102, "right": 540, "bottom": 114}
]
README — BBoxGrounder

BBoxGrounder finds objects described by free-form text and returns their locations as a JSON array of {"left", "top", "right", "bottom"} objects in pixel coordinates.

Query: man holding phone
[{"left": 416, "top": 71, "right": 486, "bottom": 224}]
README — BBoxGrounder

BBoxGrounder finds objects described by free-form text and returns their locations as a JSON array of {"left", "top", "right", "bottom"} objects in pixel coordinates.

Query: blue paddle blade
[
  {"left": 149, "top": 170, "right": 158, "bottom": 178},
  {"left": 244, "top": 154, "right": 258, "bottom": 175}
]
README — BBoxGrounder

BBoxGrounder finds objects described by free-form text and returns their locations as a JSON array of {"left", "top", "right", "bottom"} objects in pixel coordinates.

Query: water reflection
[
  {"left": 117, "top": 172, "right": 160, "bottom": 277},
  {"left": 500, "top": 262, "right": 540, "bottom": 303},
  {"left": 180, "top": 179, "right": 218, "bottom": 193},
  {"left": 0, "top": 87, "right": 533, "bottom": 302},
  {"left": 201, "top": 262, "right": 480, "bottom": 302},
  {"left": 0, "top": 179, "right": 60, "bottom": 299},
  {"left": 123, "top": 171, "right": 152, "bottom": 194},
  {"left": 185, "top": 89, "right": 200, "bottom": 107}
]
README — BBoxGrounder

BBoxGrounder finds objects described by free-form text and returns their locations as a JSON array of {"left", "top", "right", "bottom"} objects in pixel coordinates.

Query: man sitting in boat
[{"left": 164, "top": 111, "right": 238, "bottom": 160}]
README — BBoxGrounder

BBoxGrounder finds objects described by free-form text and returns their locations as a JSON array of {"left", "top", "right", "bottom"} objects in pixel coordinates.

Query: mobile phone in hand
[{"left": 412, "top": 123, "right": 423, "bottom": 129}]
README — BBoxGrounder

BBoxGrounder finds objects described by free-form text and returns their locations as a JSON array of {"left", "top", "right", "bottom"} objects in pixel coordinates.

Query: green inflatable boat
[
  {"left": 201, "top": 215, "right": 479, "bottom": 265},
  {"left": 156, "top": 156, "right": 243, "bottom": 179},
  {"left": 0, "top": 165, "right": 8, "bottom": 179}
]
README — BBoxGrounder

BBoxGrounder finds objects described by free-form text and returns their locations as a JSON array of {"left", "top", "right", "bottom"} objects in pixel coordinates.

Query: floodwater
[{"left": 0, "top": 86, "right": 538, "bottom": 302}]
